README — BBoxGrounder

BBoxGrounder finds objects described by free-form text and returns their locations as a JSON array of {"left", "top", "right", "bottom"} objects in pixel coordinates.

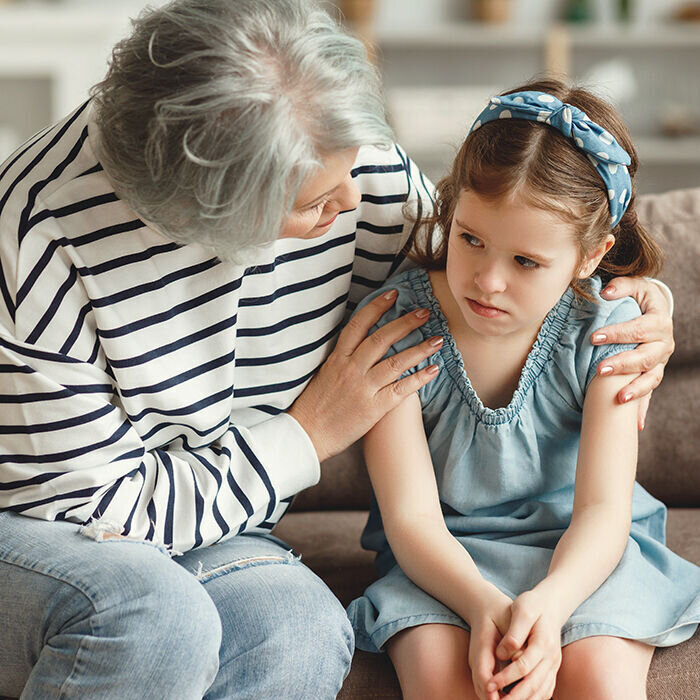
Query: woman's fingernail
[
  {"left": 426, "top": 364, "right": 439, "bottom": 375},
  {"left": 383, "top": 289, "right": 398, "bottom": 300},
  {"left": 429, "top": 335, "right": 443, "bottom": 347},
  {"left": 602, "top": 285, "right": 616, "bottom": 296},
  {"left": 622, "top": 392, "right": 634, "bottom": 403},
  {"left": 592, "top": 333, "right": 607, "bottom": 343},
  {"left": 599, "top": 365, "right": 613, "bottom": 376},
  {"left": 415, "top": 308, "right": 430, "bottom": 319},
  {"left": 487, "top": 682, "right": 497, "bottom": 692}
]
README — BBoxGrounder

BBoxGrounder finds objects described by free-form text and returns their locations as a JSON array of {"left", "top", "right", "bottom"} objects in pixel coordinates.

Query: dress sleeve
[{"left": 579, "top": 295, "right": 642, "bottom": 390}]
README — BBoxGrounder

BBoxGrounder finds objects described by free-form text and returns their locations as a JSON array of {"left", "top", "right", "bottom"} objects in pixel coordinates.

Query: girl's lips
[{"left": 466, "top": 298, "right": 506, "bottom": 318}]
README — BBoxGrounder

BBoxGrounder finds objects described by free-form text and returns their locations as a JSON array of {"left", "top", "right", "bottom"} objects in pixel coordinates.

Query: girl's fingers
[
  {"left": 488, "top": 644, "right": 542, "bottom": 690},
  {"left": 368, "top": 335, "right": 443, "bottom": 387},
  {"left": 501, "top": 658, "right": 556, "bottom": 700},
  {"left": 495, "top": 611, "right": 533, "bottom": 661}
]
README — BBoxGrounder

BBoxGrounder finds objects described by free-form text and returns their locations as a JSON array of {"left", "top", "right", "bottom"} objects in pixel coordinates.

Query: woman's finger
[
  {"left": 380, "top": 363, "right": 440, "bottom": 402},
  {"left": 601, "top": 276, "right": 671, "bottom": 315},
  {"left": 614, "top": 365, "right": 663, "bottom": 405},
  {"left": 637, "top": 392, "right": 652, "bottom": 431},
  {"left": 596, "top": 343, "right": 668, "bottom": 378},
  {"left": 591, "top": 312, "right": 673, "bottom": 348},
  {"left": 333, "top": 289, "right": 400, "bottom": 355},
  {"left": 351, "top": 307, "right": 435, "bottom": 369},
  {"left": 368, "top": 335, "right": 443, "bottom": 386}
]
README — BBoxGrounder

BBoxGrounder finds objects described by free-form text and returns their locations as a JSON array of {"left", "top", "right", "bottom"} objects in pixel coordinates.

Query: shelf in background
[{"left": 375, "top": 23, "right": 700, "bottom": 49}]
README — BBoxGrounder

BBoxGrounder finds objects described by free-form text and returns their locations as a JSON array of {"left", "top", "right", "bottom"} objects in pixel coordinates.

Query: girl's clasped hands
[{"left": 473, "top": 587, "right": 565, "bottom": 700}]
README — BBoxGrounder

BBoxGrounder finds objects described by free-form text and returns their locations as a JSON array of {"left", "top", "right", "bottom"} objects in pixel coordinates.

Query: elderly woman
[{"left": 0, "top": 0, "right": 673, "bottom": 698}]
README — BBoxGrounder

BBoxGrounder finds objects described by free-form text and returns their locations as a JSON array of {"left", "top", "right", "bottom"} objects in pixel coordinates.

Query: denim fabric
[{"left": 0, "top": 512, "right": 353, "bottom": 699}]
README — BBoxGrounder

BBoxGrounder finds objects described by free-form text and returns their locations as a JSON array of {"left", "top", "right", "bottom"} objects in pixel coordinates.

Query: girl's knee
[
  {"left": 388, "top": 624, "right": 476, "bottom": 700},
  {"left": 555, "top": 637, "right": 652, "bottom": 700}
]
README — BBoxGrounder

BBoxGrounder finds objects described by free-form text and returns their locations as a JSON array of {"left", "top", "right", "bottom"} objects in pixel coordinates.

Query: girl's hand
[
  {"left": 467, "top": 587, "right": 513, "bottom": 700},
  {"left": 288, "top": 290, "right": 442, "bottom": 462},
  {"left": 594, "top": 276, "right": 674, "bottom": 429},
  {"left": 486, "top": 588, "right": 564, "bottom": 700}
]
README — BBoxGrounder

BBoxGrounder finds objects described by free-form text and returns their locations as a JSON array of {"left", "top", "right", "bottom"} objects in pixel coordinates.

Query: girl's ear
[{"left": 576, "top": 234, "right": 615, "bottom": 279}]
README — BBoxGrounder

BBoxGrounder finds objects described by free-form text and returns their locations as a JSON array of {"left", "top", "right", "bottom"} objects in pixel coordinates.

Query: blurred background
[{"left": 1, "top": 0, "right": 699, "bottom": 194}]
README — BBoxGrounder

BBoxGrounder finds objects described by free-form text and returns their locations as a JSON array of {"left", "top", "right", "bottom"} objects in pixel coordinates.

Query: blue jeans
[{"left": 0, "top": 512, "right": 353, "bottom": 699}]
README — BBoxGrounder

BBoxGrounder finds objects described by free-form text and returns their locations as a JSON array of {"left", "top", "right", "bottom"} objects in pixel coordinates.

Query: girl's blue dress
[{"left": 347, "top": 267, "right": 700, "bottom": 653}]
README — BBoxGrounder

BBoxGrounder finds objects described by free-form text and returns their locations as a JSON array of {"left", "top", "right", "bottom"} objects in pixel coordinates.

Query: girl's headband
[{"left": 469, "top": 91, "right": 632, "bottom": 228}]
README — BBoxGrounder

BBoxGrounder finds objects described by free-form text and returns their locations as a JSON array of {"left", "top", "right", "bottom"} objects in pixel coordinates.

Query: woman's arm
[
  {"left": 364, "top": 393, "right": 511, "bottom": 700},
  {"left": 487, "top": 371, "right": 640, "bottom": 696}
]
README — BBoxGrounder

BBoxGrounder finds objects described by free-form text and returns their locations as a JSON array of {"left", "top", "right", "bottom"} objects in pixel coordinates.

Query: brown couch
[{"left": 274, "top": 187, "right": 700, "bottom": 699}]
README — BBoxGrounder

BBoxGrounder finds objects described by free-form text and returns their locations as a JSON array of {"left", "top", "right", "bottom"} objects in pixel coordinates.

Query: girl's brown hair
[{"left": 410, "top": 78, "right": 662, "bottom": 297}]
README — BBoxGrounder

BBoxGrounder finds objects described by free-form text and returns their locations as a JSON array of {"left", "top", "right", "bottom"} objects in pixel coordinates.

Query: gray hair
[{"left": 91, "top": 0, "right": 393, "bottom": 261}]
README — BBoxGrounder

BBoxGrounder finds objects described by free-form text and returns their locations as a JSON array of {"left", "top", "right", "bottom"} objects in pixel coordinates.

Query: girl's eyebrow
[{"left": 455, "top": 218, "right": 554, "bottom": 264}]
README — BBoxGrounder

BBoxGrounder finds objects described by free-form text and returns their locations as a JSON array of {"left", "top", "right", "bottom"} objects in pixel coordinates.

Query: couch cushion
[
  {"left": 637, "top": 367, "right": 700, "bottom": 506},
  {"left": 637, "top": 187, "right": 700, "bottom": 368}
]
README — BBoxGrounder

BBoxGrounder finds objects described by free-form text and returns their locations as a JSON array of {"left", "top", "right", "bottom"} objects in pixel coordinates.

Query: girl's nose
[{"left": 474, "top": 263, "right": 507, "bottom": 295}]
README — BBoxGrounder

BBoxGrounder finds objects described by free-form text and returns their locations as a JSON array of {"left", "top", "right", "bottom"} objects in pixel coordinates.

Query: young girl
[{"left": 347, "top": 79, "right": 700, "bottom": 700}]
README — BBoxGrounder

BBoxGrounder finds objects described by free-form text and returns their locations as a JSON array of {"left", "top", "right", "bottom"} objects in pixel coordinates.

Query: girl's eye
[
  {"left": 461, "top": 233, "right": 482, "bottom": 247},
  {"left": 515, "top": 256, "right": 539, "bottom": 269}
]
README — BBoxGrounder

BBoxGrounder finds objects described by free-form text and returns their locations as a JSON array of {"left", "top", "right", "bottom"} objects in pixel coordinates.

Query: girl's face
[
  {"left": 279, "top": 148, "right": 361, "bottom": 240},
  {"left": 446, "top": 189, "right": 611, "bottom": 340}
]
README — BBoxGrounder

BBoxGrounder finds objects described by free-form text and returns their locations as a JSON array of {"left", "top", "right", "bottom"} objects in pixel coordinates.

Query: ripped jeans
[{"left": 0, "top": 512, "right": 354, "bottom": 700}]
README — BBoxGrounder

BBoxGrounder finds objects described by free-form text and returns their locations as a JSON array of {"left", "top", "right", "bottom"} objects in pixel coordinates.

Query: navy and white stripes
[{"left": 0, "top": 102, "right": 434, "bottom": 552}]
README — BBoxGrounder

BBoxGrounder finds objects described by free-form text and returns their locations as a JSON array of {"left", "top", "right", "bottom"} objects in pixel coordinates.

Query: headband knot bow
[{"left": 469, "top": 91, "right": 632, "bottom": 227}]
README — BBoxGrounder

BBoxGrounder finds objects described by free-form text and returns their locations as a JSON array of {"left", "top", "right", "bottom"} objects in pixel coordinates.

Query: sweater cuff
[{"left": 251, "top": 413, "right": 321, "bottom": 500}]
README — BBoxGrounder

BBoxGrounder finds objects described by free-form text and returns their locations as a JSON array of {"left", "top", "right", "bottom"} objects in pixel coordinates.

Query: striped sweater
[{"left": 0, "top": 101, "right": 434, "bottom": 552}]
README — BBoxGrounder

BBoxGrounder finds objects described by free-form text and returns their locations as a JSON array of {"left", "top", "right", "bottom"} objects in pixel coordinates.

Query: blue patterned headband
[{"left": 469, "top": 91, "right": 632, "bottom": 227}]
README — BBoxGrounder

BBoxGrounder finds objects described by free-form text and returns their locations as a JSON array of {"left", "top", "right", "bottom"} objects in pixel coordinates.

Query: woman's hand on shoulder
[
  {"left": 288, "top": 289, "right": 442, "bottom": 462},
  {"left": 592, "top": 276, "right": 674, "bottom": 430},
  {"left": 485, "top": 587, "right": 565, "bottom": 700}
]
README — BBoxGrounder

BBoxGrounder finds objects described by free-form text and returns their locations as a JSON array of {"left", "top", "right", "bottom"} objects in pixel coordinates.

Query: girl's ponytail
[{"left": 598, "top": 195, "right": 664, "bottom": 280}]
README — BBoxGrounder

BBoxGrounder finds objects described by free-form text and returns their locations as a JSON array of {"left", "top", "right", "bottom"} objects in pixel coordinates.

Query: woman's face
[{"left": 279, "top": 148, "right": 361, "bottom": 239}]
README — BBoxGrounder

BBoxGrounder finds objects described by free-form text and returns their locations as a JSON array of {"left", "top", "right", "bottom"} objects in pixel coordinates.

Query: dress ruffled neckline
[{"left": 408, "top": 267, "right": 574, "bottom": 425}]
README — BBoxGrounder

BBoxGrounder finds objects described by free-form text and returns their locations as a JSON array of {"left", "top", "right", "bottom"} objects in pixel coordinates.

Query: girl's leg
[
  {"left": 387, "top": 623, "right": 478, "bottom": 700},
  {"left": 554, "top": 636, "right": 654, "bottom": 700}
]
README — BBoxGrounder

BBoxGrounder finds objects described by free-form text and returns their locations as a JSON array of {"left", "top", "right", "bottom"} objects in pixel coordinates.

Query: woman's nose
[{"left": 334, "top": 173, "right": 361, "bottom": 212}]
